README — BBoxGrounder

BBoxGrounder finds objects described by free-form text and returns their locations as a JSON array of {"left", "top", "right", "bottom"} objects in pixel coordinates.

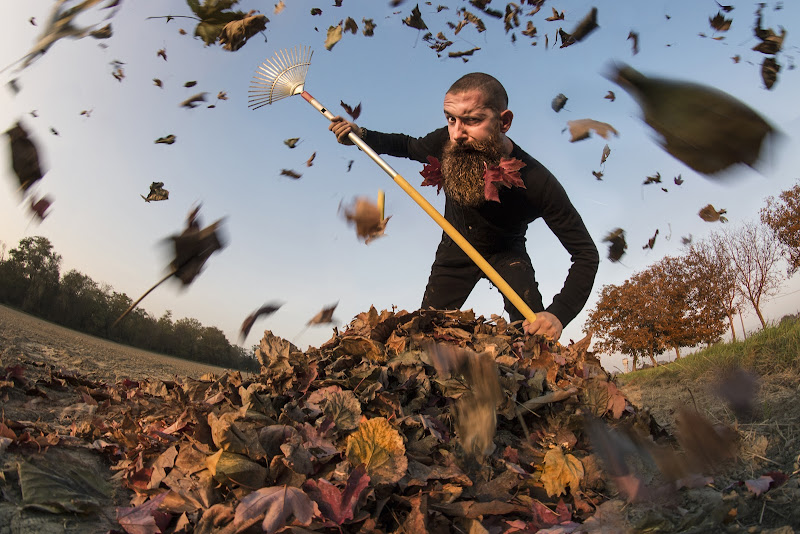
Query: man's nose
[{"left": 452, "top": 121, "right": 468, "bottom": 141}]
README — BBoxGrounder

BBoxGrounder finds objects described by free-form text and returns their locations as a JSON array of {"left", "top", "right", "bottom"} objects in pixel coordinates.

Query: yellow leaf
[
  {"left": 325, "top": 23, "right": 343, "bottom": 51},
  {"left": 541, "top": 447, "right": 584, "bottom": 497},
  {"left": 346, "top": 417, "right": 407, "bottom": 484}
]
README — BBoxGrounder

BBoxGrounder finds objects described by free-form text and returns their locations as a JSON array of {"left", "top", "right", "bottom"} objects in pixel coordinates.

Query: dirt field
[{"left": 0, "top": 304, "right": 229, "bottom": 383}]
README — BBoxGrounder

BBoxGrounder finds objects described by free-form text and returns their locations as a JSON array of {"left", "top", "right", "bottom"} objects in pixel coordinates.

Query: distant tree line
[
  {"left": 0, "top": 236, "right": 258, "bottom": 372},
  {"left": 586, "top": 180, "right": 800, "bottom": 370}
]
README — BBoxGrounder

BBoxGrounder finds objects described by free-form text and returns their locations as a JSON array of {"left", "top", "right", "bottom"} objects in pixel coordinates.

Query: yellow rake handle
[{"left": 301, "top": 91, "right": 537, "bottom": 325}]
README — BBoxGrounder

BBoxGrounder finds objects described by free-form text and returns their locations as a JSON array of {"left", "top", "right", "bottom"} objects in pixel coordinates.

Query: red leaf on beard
[
  {"left": 420, "top": 155, "right": 443, "bottom": 193},
  {"left": 483, "top": 157, "right": 526, "bottom": 202}
]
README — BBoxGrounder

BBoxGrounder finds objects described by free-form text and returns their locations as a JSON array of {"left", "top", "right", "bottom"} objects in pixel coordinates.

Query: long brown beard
[{"left": 441, "top": 132, "right": 505, "bottom": 207}]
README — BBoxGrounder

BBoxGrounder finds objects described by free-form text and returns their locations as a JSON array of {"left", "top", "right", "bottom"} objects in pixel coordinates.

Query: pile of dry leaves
[{"left": 1, "top": 308, "right": 797, "bottom": 533}]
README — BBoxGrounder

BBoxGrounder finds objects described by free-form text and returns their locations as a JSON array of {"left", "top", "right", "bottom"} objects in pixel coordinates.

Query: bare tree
[{"left": 721, "top": 221, "right": 785, "bottom": 329}]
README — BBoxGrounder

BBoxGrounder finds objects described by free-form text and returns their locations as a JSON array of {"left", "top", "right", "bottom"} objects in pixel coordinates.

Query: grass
[{"left": 617, "top": 315, "right": 800, "bottom": 387}]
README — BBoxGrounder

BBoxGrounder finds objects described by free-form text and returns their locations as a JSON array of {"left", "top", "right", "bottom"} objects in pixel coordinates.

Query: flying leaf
[
  {"left": 274, "top": 1, "right": 285, "bottom": 14},
  {"left": 50, "top": 127, "right": 59, "bottom": 136},
  {"left": 344, "top": 17, "right": 358, "bottom": 34},
  {"left": 448, "top": 47, "right": 480, "bottom": 59},
  {"left": 604, "top": 90, "right": 616, "bottom": 101},
  {"left": 674, "top": 174, "right": 684, "bottom": 185},
  {"left": 709, "top": 12, "right": 732, "bottom": 32},
  {"left": 340, "top": 101, "right": 362, "bottom": 120},
  {"left": 483, "top": 157, "right": 526, "bottom": 203},
  {"left": 761, "top": 57, "right": 780, "bottom": 90},
  {"left": 90, "top": 23, "right": 112, "bottom": 39},
  {"left": 284, "top": 137, "right": 300, "bottom": 148},
  {"left": 30, "top": 196, "right": 52, "bottom": 221},
  {"left": 240, "top": 302, "right": 283, "bottom": 341},
  {"left": 347, "top": 160, "right": 354, "bottom": 172},
  {"left": 716, "top": 1, "right": 734, "bottom": 12},
  {"left": 420, "top": 155, "right": 443, "bottom": 193},
  {"left": 5, "top": 121, "right": 44, "bottom": 192},
  {"left": 642, "top": 229, "right": 659, "bottom": 250},
  {"left": 362, "top": 18, "right": 376, "bottom": 36},
  {"left": 217, "top": 91, "right": 228, "bottom": 100},
  {"left": 218, "top": 13, "right": 268, "bottom": 52},
  {"left": 308, "top": 303, "right": 338, "bottom": 325},
  {"left": 551, "top": 93, "right": 568, "bottom": 112},
  {"left": 403, "top": 5, "right": 428, "bottom": 30},
  {"left": 592, "top": 170, "right": 604, "bottom": 180},
  {"left": 155, "top": 134, "right": 176, "bottom": 145},
  {"left": 234, "top": 486, "right": 317, "bottom": 533},
  {"left": 180, "top": 93, "right": 207, "bottom": 108},
  {"left": 184, "top": 81, "right": 197, "bottom": 88},
  {"left": 545, "top": 7, "right": 564, "bottom": 21},
  {"left": 141, "top": 182, "right": 169, "bottom": 203},
  {"left": 346, "top": 417, "right": 408, "bottom": 484},
  {"left": 602, "top": 228, "right": 627, "bottom": 262},
  {"left": 341, "top": 197, "right": 391, "bottom": 243},
  {"left": 311, "top": 8, "right": 322, "bottom": 15},
  {"left": 567, "top": 119, "right": 619, "bottom": 142},
  {"left": 280, "top": 169, "right": 302, "bottom": 179},
  {"left": 627, "top": 31, "right": 639, "bottom": 55},
  {"left": 681, "top": 234, "right": 692, "bottom": 246},
  {"left": 559, "top": 7, "right": 598, "bottom": 48},
  {"left": 306, "top": 152, "right": 316, "bottom": 167},
  {"left": 610, "top": 64, "right": 776, "bottom": 175},
  {"left": 541, "top": 447, "right": 584, "bottom": 497},
  {"left": 153, "top": 78, "right": 163, "bottom": 88},
  {"left": 643, "top": 172, "right": 661, "bottom": 185},
  {"left": 601, "top": 144, "right": 611, "bottom": 164},
  {"left": 157, "top": 48, "right": 167, "bottom": 60},
  {"left": 325, "top": 22, "right": 343, "bottom": 50},
  {"left": 79, "top": 109, "right": 92, "bottom": 117},
  {"left": 170, "top": 205, "right": 226, "bottom": 285},
  {"left": 698, "top": 204, "right": 728, "bottom": 223},
  {"left": 304, "top": 465, "right": 369, "bottom": 525}
]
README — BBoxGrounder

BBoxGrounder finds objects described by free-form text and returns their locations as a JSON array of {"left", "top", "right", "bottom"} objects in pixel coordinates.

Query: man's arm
[{"left": 329, "top": 117, "right": 447, "bottom": 163}]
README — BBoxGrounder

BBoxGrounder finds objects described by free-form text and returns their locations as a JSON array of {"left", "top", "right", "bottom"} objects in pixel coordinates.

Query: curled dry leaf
[
  {"left": 567, "top": 119, "right": 619, "bottom": 142},
  {"left": 698, "top": 204, "right": 728, "bottom": 223},
  {"left": 643, "top": 172, "right": 661, "bottom": 185},
  {"left": 340, "top": 100, "right": 361, "bottom": 120},
  {"left": 307, "top": 303, "right": 338, "bottom": 325},
  {"left": 305, "top": 152, "right": 316, "bottom": 167},
  {"left": 362, "top": 18, "right": 376, "bottom": 36},
  {"left": 545, "top": 7, "right": 564, "bottom": 21},
  {"left": 610, "top": 64, "right": 776, "bottom": 175},
  {"left": 709, "top": 12, "right": 732, "bottom": 32},
  {"left": 603, "top": 228, "right": 627, "bottom": 262},
  {"left": 344, "top": 17, "right": 358, "bottom": 34},
  {"left": 310, "top": 8, "right": 322, "bottom": 16},
  {"left": 217, "top": 91, "right": 228, "bottom": 100},
  {"left": 157, "top": 48, "right": 167, "bottom": 60},
  {"left": 141, "top": 181, "right": 169, "bottom": 203},
  {"left": 218, "top": 14, "right": 268, "bottom": 52},
  {"left": 153, "top": 78, "right": 163, "bottom": 88},
  {"left": 155, "top": 134, "right": 176, "bottom": 145},
  {"left": 274, "top": 1, "right": 285, "bottom": 15},
  {"left": 674, "top": 174, "right": 684, "bottom": 185},
  {"left": 601, "top": 144, "right": 611, "bottom": 164},
  {"left": 184, "top": 81, "right": 197, "bottom": 88},
  {"left": 559, "top": 7, "right": 598, "bottom": 48},
  {"left": 592, "top": 170, "right": 603, "bottom": 180},
  {"left": 642, "top": 229, "right": 659, "bottom": 250},
  {"left": 551, "top": 93, "right": 568, "bottom": 112},
  {"left": 341, "top": 197, "right": 391, "bottom": 243},
  {"left": 284, "top": 137, "right": 300, "bottom": 148},
  {"left": 403, "top": 5, "right": 428, "bottom": 30},
  {"left": 90, "top": 23, "right": 112, "bottom": 39},
  {"left": 325, "top": 22, "right": 343, "bottom": 50},
  {"left": 605, "top": 90, "right": 616, "bottom": 101},
  {"left": 180, "top": 93, "right": 207, "bottom": 108},
  {"left": 240, "top": 302, "right": 283, "bottom": 341},
  {"left": 5, "top": 121, "right": 44, "bottom": 192},
  {"left": 170, "top": 205, "right": 226, "bottom": 285},
  {"left": 280, "top": 169, "right": 302, "bottom": 179}
]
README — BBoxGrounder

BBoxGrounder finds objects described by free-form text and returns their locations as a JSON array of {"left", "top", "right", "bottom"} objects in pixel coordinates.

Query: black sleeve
[
  {"left": 532, "top": 175, "right": 600, "bottom": 327},
  {"left": 362, "top": 127, "right": 449, "bottom": 164}
]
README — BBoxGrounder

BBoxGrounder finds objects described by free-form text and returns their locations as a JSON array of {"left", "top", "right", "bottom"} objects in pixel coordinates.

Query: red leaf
[
  {"left": 420, "top": 156, "right": 443, "bottom": 193},
  {"left": 483, "top": 157, "right": 526, "bottom": 202},
  {"left": 745, "top": 475, "right": 773, "bottom": 496},
  {"left": 117, "top": 492, "right": 169, "bottom": 534},
  {"left": 304, "top": 465, "right": 370, "bottom": 524}
]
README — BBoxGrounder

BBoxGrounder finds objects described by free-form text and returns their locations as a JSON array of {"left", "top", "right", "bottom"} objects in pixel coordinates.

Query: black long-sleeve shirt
[{"left": 362, "top": 126, "right": 599, "bottom": 327}]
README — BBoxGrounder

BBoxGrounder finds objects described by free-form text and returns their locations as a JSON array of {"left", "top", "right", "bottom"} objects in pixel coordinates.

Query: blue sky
[{"left": 2, "top": 0, "right": 799, "bottom": 366}]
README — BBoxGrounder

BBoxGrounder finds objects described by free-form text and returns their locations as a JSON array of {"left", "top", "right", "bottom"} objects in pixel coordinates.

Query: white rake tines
[{"left": 248, "top": 46, "right": 313, "bottom": 109}]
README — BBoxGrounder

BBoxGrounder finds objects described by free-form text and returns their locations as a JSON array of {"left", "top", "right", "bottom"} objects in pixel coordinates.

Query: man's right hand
[{"left": 329, "top": 116, "right": 361, "bottom": 145}]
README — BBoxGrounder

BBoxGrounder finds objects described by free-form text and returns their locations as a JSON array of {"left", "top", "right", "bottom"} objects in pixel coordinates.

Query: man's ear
[{"left": 499, "top": 109, "right": 513, "bottom": 133}]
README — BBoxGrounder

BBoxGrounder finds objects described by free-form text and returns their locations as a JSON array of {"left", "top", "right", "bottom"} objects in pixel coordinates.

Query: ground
[{"left": 1, "top": 304, "right": 798, "bottom": 533}]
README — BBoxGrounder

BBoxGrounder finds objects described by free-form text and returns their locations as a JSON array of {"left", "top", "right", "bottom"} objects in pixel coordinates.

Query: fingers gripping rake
[{"left": 248, "top": 46, "right": 537, "bottom": 325}]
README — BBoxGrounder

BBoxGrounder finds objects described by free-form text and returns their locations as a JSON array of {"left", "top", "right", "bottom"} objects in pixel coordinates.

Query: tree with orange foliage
[{"left": 761, "top": 180, "right": 800, "bottom": 276}]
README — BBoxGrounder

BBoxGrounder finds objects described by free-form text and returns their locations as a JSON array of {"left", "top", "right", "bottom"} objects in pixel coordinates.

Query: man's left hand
[{"left": 522, "top": 311, "right": 563, "bottom": 342}]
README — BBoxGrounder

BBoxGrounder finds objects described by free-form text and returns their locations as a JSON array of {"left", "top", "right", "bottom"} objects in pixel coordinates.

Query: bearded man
[{"left": 329, "top": 73, "right": 599, "bottom": 342}]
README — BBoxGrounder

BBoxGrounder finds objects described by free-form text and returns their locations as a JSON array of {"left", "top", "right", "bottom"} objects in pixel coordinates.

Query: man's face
[{"left": 443, "top": 89, "right": 504, "bottom": 146}]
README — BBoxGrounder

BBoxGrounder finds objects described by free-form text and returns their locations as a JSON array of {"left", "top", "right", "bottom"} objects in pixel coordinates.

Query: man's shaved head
[{"left": 447, "top": 73, "right": 508, "bottom": 114}]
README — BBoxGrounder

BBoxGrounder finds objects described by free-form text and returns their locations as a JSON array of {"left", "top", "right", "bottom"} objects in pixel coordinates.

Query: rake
[{"left": 248, "top": 46, "right": 537, "bottom": 325}]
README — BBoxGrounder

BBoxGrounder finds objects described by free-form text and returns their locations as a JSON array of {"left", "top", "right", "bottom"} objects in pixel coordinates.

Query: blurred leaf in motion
[
  {"left": 308, "top": 303, "right": 338, "bottom": 325},
  {"left": 170, "top": 205, "right": 226, "bottom": 285},
  {"left": 603, "top": 228, "right": 627, "bottom": 262},
  {"left": 567, "top": 119, "right": 619, "bottom": 142},
  {"left": 341, "top": 197, "right": 391, "bottom": 244},
  {"left": 240, "top": 302, "right": 283, "bottom": 341},
  {"left": 699, "top": 204, "right": 728, "bottom": 223},
  {"left": 5, "top": 121, "right": 45, "bottom": 192}
]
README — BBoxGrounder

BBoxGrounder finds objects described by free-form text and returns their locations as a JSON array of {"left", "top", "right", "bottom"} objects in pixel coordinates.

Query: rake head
[{"left": 248, "top": 46, "right": 313, "bottom": 110}]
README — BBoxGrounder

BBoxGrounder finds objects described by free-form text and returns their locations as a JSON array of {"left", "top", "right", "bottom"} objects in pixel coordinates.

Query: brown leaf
[
  {"left": 307, "top": 303, "right": 338, "bottom": 325},
  {"left": 240, "top": 302, "right": 283, "bottom": 341},
  {"left": 567, "top": 119, "right": 619, "bottom": 142},
  {"left": 541, "top": 446, "right": 584, "bottom": 497},
  {"left": 153, "top": 78, "right": 163, "bottom": 88},
  {"left": 180, "top": 93, "right": 207, "bottom": 108},
  {"left": 155, "top": 134, "right": 176, "bottom": 145},
  {"left": 604, "top": 90, "right": 616, "bottom": 101},
  {"left": 642, "top": 229, "right": 659, "bottom": 250},
  {"left": 698, "top": 204, "right": 728, "bottom": 223},
  {"left": 761, "top": 56, "right": 780, "bottom": 89},
  {"left": 341, "top": 197, "right": 391, "bottom": 244},
  {"left": 90, "top": 23, "right": 112, "bottom": 39},
  {"left": 709, "top": 12, "right": 732, "bottom": 32},
  {"left": 551, "top": 93, "right": 568, "bottom": 112},
  {"left": 340, "top": 100, "right": 361, "bottom": 120},
  {"left": 403, "top": 4, "right": 428, "bottom": 30},
  {"left": 284, "top": 137, "right": 300, "bottom": 148},
  {"left": 305, "top": 152, "right": 316, "bottom": 167},
  {"left": 545, "top": 7, "right": 564, "bottom": 21},
  {"left": 280, "top": 169, "right": 302, "bottom": 179},
  {"left": 117, "top": 493, "right": 170, "bottom": 534},
  {"left": 362, "top": 18, "right": 376, "bottom": 36},
  {"left": 5, "top": 121, "right": 44, "bottom": 192},
  {"left": 218, "top": 14, "right": 268, "bottom": 52},
  {"left": 274, "top": 1, "right": 285, "bottom": 14},
  {"left": 603, "top": 228, "right": 627, "bottom": 262},
  {"left": 610, "top": 64, "right": 776, "bottom": 175},
  {"left": 592, "top": 170, "right": 604, "bottom": 180},
  {"left": 234, "top": 486, "right": 317, "bottom": 532},
  {"left": 141, "top": 181, "right": 169, "bottom": 202},
  {"left": 169, "top": 205, "right": 226, "bottom": 285},
  {"left": 325, "top": 22, "right": 343, "bottom": 50},
  {"left": 184, "top": 80, "right": 197, "bottom": 88},
  {"left": 344, "top": 17, "right": 358, "bottom": 34},
  {"left": 601, "top": 144, "right": 611, "bottom": 164},
  {"left": 157, "top": 48, "right": 167, "bottom": 60},
  {"left": 559, "top": 7, "right": 598, "bottom": 48}
]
